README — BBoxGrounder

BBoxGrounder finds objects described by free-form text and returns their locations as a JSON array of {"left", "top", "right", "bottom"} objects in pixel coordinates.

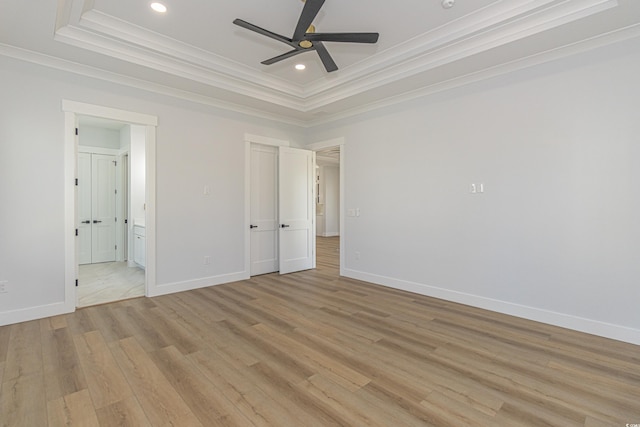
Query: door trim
[{"left": 62, "top": 100, "right": 158, "bottom": 311}]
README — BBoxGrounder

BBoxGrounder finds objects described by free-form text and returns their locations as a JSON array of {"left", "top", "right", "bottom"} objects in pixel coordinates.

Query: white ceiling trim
[
  {"left": 303, "top": 0, "right": 619, "bottom": 110},
  {"left": 0, "top": 43, "right": 307, "bottom": 127},
  {"left": 77, "top": 9, "right": 305, "bottom": 96},
  {"left": 306, "top": 23, "right": 640, "bottom": 127},
  {"left": 52, "top": 0, "right": 618, "bottom": 114},
  {"left": 3, "top": 20, "right": 637, "bottom": 129},
  {"left": 53, "top": 25, "right": 307, "bottom": 111}
]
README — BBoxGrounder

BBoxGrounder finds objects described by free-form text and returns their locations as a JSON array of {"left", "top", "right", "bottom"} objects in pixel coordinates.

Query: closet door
[
  {"left": 91, "top": 154, "right": 117, "bottom": 263},
  {"left": 78, "top": 153, "right": 117, "bottom": 264}
]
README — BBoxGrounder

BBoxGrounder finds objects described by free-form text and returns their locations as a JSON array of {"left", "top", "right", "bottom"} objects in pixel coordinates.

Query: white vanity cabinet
[{"left": 133, "top": 225, "right": 146, "bottom": 268}]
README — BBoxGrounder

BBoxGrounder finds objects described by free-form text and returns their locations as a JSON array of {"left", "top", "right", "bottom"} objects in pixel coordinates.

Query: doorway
[
  {"left": 246, "top": 137, "right": 315, "bottom": 276},
  {"left": 76, "top": 116, "right": 146, "bottom": 307},
  {"left": 315, "top": 145, "right": 341, "bottom": 273},
  {"left": 62, "top": 100, "right": 158, "bottom": 313}
]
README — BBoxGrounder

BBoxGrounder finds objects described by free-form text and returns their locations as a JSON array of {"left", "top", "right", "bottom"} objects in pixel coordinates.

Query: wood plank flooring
[{"left": 1, "top": 236, "right": 639, "bottom": 426}]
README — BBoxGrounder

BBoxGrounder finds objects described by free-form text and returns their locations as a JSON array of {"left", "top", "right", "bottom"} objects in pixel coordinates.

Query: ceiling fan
[{"left": 233, "top": 0, "right": 379, "bottom": 73}]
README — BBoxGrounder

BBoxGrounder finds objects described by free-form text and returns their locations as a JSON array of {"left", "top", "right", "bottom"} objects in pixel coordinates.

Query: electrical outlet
[
  {"left": 355, "top": 251, "right": 360, "bottom": 260},
  {"left": 0, "top": 281, "right": 7, "bottom": 293},
  {"left": 204, "top": 256, "right": 211, "bottom": 265}
]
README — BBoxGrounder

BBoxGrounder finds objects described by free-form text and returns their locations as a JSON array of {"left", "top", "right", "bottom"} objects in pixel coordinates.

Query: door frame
[
  {"left": 306, "top": 137, "right": 345, "bottom": 276},
  {"left": 62, "top": 100, "right": 158, "bottom": 312}
]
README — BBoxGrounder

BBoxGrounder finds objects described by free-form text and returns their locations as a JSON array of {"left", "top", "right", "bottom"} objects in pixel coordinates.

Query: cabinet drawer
[{"left": 134, "top": 225, "right": 146, "bottom": 237}]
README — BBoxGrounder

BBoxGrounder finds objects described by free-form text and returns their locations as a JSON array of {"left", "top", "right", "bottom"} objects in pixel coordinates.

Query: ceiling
[{"left": 1, "top": 0, "right": 639, "bottom": 126}]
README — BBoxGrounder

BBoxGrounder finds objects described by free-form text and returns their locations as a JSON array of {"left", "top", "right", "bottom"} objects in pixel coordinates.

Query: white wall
[
  {"left": 306, "top": 37, "right": 640, "bottom": 344},
  {"left": 324, "top": 165, "right": 340, "bottom": 236},
  {"left": 1, "top": 35, "right": 639, "bottom": 344},
  {"left": 0, "top": 55, "right": 304, "bottom": 324},
  {"left": 78, "top": 125, "right": 120, "bottom": 149},
  {"left": 129, "top": 125, "right": 146, "bottom": 225}
]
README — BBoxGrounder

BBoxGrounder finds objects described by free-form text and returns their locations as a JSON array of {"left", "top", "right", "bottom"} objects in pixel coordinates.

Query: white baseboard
[
  {"left": 149, "top": 270, "right": 249, "bottom": 297},
  {"left": 322, "top": 232, "right": 340, "bottom": 237},
  {"left": 0, "top": 301, "right": 74, "bottom": 327},
  {"left": 342, "top": 268, "right": 640, "bottom": 345}
]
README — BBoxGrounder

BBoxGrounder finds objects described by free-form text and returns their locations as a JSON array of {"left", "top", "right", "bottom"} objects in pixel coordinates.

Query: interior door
[
  {"left": 250, "top": 144, "right": 279, "bottom": 275},
  {"left": 78, "top": 153, "right": 92, "bottom": 265},
  {"left": 91, "top": 154, "right": 117, "bottom": 263},
  {"left": 278, "top": 146, "right": 314, "bottom": 274}
]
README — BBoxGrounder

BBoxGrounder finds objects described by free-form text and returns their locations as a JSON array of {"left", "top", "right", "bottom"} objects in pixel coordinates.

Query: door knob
[
  {"left": 93, "top": 220, "right": 102, "bottom": 223},
  {"left": 281, "top": 224, "right": 290, "bottom": 228},
  {"left": 250, "top": 225, "right": 258, "bottom": 229},
  {"left": 81, "top": 220, "right": 90, "bottom": 224}
]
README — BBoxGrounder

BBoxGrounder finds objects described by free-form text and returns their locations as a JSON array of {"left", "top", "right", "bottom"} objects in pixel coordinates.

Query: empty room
[{"left": 1, "top": 0, "right": 639, "bottom": 425}]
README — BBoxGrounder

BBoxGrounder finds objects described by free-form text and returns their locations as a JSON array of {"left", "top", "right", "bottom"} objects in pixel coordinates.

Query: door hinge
[
  {"left": 115, "top": 245, "right": 117, "bottom": 250},
  {"left": 75, "top": 279, "right": 78, "bottom": 287},
  {"left": 75, "top": 178, "right": 78, "bottom": 186},
  {"left": 115, "top": 217, "right": 117, "bottom": 222},
  {"left": 115, "top": 189, "right": 117, "bottom": 194},
  {"left": 125, "top": 218, "right": 128, "bottom": 224},
  {"left": 113, "top": 160, "right": 117, "bottom": 166},
  {"left": 75, "top": 228, "right": 78, "bottom": 236},
  {"left": 75, "top": 128, "right": 78, "bottom": 136}
]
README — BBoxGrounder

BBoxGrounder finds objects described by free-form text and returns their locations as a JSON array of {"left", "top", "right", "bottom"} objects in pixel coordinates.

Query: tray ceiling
[{"left": 1, "top": 0, "right": 639, "bottom": 125}]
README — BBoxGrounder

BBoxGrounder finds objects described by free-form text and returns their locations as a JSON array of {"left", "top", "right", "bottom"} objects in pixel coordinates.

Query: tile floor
[{"left": 77, "top": 261, "right": 145, "bottom": 307}]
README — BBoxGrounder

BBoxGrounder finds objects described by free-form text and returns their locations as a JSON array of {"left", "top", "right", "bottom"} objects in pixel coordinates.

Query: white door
[
  {"left": 78, "top": 153, "right": 117, "bottom": 264},
  {"left": 250, "top": 144, "right": 279, "bottom": 275},
  {"left": 91, "top": 154, "right": 117, "bottom": 263},
  {"left": 78, "top": 153, "right": 92, "bottom": 265},
  {"left": 278, "top": 146, "right": 314, "bottom": 274}
]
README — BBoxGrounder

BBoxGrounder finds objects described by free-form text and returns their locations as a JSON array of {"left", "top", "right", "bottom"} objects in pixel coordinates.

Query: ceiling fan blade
[
  {"left": 233, "top": 19, "right": 293, "bottom": 45},
  {"left": 305, "top": 32, "right": 379, "bottom": 43},
  {"left": 261, "top": 49, "right": 304, "bottom": 65},
  {"left": 314, "top": 42, "right": 338, "bottom": 73},
  {"left": 293, "top": 0, "right": 325, "bottom": 41}
]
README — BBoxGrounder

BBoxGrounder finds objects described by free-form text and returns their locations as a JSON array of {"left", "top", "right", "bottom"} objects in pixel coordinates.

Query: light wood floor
[
  {"left": 78, "top": 262, "right": 145, "bottom": 308},
  {"left": 1, "top": 237, "right": 639, "bottom": 426}
]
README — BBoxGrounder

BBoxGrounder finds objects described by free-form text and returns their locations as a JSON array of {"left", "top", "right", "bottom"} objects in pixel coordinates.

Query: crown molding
[
  {"left": 54, "top": 25, "right": 307, "bottom": 112},
  {"left": 0, "top": 43, "right": 307, "bottom": 127},
  {"left": 3, "top": 20, "right": 637, "bottom": 130},
  {"left": 52, "top": 0, "right": 618, "bottom": 113},
  {"left": 302, "top": 0, "right": 618, "bottom": 110},
  {"left": 306, "top": 23, "right": 640, "bottom": 127},
  {"left": 2, "top": 2, "right": 635, "bottom": 130},
  {"left": 78, "top": 9, "right": 304, "bottom": 97}
]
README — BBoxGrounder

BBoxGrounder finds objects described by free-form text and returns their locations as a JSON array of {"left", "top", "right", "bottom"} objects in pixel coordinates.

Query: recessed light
[
  {"left": 441, "top": 0, "right": 455, "bottom": 9},
  {"left": 295, "top": 64, "right": 306, "bottom": 70},
  {"left": 150, "top": 2, "right": 167, "bottom": 13}
]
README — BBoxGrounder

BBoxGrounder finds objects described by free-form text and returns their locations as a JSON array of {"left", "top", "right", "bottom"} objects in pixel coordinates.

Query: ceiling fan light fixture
[
  {"left": 150, "top": 2, "right": 167, "bottom": 13},
  {"left": 233, "top": 0, "right": 379, "bottom": 73}
]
